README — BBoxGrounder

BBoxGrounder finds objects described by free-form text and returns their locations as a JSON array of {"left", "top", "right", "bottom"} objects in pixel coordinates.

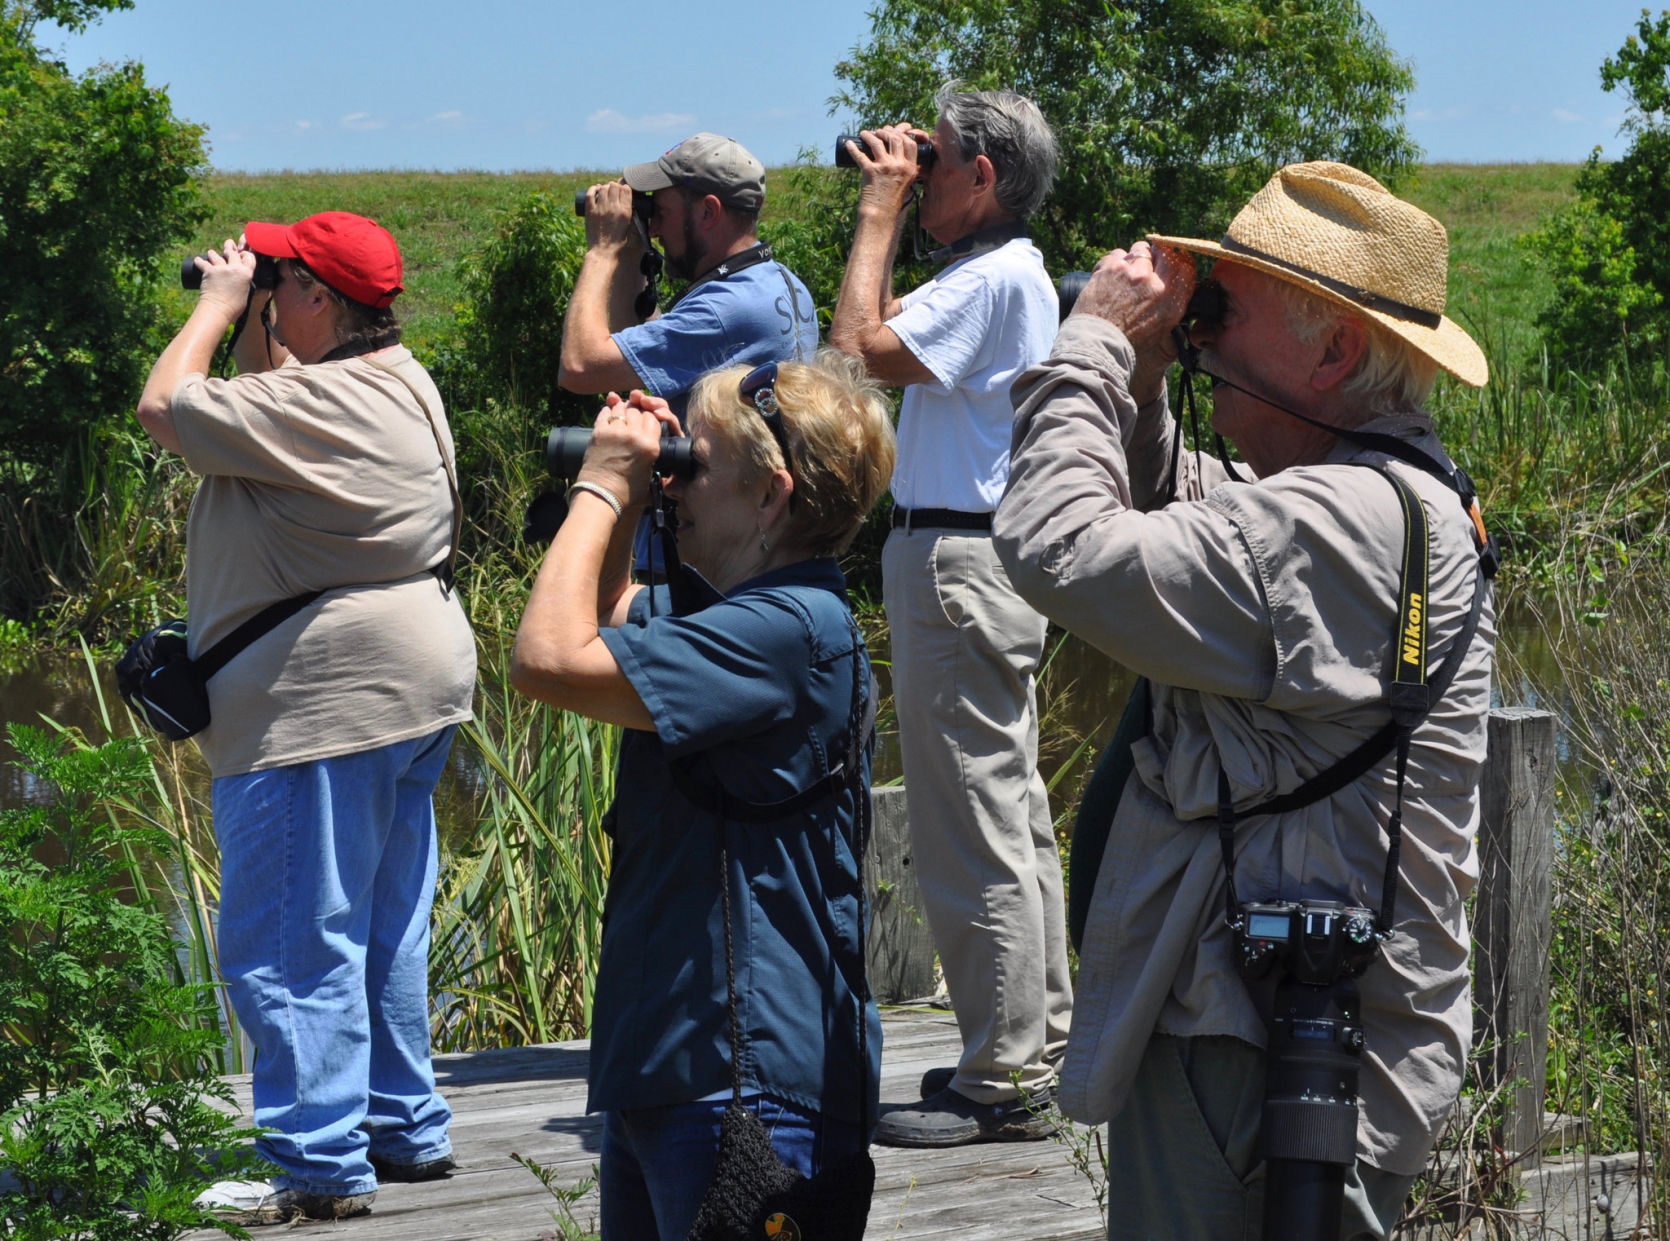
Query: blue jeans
[
  {"left": 599, "top": 1095, "right": 863, "bottom": 1241},
  {"left": 212, "top": 726, "right": 458, "bottom": 1196}
]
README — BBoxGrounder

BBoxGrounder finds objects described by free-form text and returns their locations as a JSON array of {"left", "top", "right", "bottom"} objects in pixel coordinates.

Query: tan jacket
[{"left": 994, "top": 316, "right": 1494, "bottom": 1174}]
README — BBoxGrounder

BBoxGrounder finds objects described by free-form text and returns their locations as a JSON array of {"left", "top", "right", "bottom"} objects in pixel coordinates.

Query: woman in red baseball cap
[{"left": 135, "top": 213, "right": 473, "bottom": 1225}]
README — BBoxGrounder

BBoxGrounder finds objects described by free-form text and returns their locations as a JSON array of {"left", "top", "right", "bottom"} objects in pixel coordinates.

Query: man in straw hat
[{"left": 993, "top": 162, "right": 1497, "bottom": 1239}]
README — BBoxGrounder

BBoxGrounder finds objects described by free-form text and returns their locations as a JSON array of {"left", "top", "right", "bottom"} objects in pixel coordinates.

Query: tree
[
  {"left": 0, "top": 0, "right": 206, "bottom": 486},
  {"left": 1528, "top": 9, "right": 1670, "bottom": 369},
  {"left": 831, "top": 0, "right": 1420, "bottom": 272}
]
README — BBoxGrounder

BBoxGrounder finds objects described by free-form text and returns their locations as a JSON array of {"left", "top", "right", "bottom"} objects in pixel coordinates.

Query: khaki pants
[
  {"left": 882, "top": 528, "right": 1072, "bottom": 1103},
  {"left": 1105, "top": 1034, "right": 1416, "bottom": 1241}
]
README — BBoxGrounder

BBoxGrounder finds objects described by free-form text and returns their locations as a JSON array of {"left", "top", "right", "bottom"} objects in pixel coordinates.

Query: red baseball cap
[{"left": 244, "top": 211, "right": 404, "bottom": 309}]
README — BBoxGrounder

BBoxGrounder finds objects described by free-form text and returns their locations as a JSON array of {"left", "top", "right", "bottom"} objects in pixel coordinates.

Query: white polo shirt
[{"left": 887, "top": 237, "right": 1058, "bottom": 512}]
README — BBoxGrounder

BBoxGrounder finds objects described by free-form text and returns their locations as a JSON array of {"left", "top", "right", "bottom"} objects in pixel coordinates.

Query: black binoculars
[
  {"left": 1055, "top": 270, "right": 1226, "bottom": 333},
  {"left": 545, "top": 426, "right": 696, "bottom": 480},
  {"left": 834, "top": 133, "right": 936, "bottom": 170},
  {"left": 573, "top": 186, "right": 655, "bottom": 224},
  {"left": 180, "top": 252, "right": 279, "bottom": 292}
]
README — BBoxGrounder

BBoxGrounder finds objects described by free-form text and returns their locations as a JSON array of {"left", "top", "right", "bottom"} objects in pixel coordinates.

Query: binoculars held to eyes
[
  {"left": 1055, "top": 270, "right": 1227, "bottom": 334},
  {"left": 834, "top": 134, "right": 937, "bottom": 170},
  {"left": 545, "top": 426, "right": 696, "bottom": 481},
  {"left": 180, "top": 252, "right": 279, "bottom": 292},
  {"left": 573, "top": 186, "right": 656, "bottom": 227}
]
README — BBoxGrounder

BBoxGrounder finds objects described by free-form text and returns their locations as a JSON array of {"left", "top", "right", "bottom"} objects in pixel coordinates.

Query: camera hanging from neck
[{"left": 1162, "top": 295, "right": 1498, "bottom": 939}]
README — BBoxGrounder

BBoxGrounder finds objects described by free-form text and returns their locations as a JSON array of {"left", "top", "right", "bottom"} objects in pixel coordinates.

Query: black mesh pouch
[{"left": 686, "top": 1104, "right": 875, "bottom": 1241}]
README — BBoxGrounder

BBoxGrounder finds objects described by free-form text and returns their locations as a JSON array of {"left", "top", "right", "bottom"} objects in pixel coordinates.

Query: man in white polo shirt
[{"left": 831, "top": 83, "right": 1071, "bottom": 1147}]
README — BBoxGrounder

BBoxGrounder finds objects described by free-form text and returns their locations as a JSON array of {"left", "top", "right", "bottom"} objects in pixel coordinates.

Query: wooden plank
[
  {"left": 1473, "top": 707, "right": 1558, "bottom": 1161},
  {"left": 867, "top": 785, "right": 939, "bottom": 1004},
  {"left": 182, "top": 1009, "right": 1107, "bottom": 1241}
]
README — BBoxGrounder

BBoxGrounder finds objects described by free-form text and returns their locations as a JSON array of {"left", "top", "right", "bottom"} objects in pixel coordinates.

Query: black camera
[
  {"left": 1235, "top": 899, "right": 1380, "bottom": 1241},
  {"left": 834, "top": 133, "right": 936, "bottom": 170},
  {"left": 1234, "top": 899, "right": 1379, "bottom": 984},
  {"left": 573, "top": 186, "right": 655, "bottom": 226},
  {"left": 180, "top": 252, "right": 279, "bottom": 292}
]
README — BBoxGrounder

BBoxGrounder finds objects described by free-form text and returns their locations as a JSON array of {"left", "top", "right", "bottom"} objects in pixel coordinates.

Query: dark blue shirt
[{"left": 590, "top": 558, "right": 881, "bottom": 1124}]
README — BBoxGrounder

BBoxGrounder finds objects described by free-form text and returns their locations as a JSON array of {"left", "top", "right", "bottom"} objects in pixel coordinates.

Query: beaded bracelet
[{"left": 566, "top": 480, "right": 624, "bottom": 519}]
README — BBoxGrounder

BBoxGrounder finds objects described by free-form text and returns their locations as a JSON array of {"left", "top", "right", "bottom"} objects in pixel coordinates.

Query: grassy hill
[{"left": 183, "top": 162, "right": 1580, "bottom": 362}]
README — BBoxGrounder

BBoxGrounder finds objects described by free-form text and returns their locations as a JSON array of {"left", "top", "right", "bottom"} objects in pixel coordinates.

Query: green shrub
[
  {"left": 1529, "top": 10, "right": 1670, "bottom": 370},
  {"left": 0, "top": 3, "right": 206, "bottom": 487},
  {"left": 437, "top": 191, "right": 596, "bottom": 432},
  {"left": 0, "top": 724, "right": 267, "bottom": 1240}
]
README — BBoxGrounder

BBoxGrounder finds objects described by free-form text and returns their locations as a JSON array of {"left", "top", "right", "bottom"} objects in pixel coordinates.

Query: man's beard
[{"left": 663, "top": 210, "right": 708, "bottom": 282}]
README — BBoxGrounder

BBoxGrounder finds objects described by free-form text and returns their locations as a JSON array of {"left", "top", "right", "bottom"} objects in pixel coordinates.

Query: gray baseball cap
[{"left": 622, "top": 133, "right": 766, "bottom": 211}]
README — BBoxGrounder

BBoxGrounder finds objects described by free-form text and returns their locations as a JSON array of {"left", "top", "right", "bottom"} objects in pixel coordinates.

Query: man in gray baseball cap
[
  {"left": 560, "top": 132, "right": 816, "bottom": 418},
  {"left": 621, "top": 132, "right": 766, "bottom": 214}
]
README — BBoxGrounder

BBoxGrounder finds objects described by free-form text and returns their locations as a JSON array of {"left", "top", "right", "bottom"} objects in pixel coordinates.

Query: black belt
[{"left": 891, "top": 506, "right": 993, "bottom": 532}]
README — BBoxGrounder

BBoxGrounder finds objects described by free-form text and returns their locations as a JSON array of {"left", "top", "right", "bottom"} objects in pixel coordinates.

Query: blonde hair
[
  {"left": 687, "top": 350, "right": 896, "bottom": 557},
  {"left": 1265, "top": 272, "right": 1438, "bottom": 415}
]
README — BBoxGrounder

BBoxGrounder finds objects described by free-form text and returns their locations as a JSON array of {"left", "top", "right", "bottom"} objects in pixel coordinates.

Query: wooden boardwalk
[{"left": 187, "top": 1007, "right": 1104, "bottom": 1241}]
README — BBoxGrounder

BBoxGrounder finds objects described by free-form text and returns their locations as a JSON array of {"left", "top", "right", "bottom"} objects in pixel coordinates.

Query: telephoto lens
[
  {"left": 1260, "top": 974, "right": 1365, "bottom": 1241},
  {"left": 546, "top": 426, "right": 696, "bottom": 480},
  {"left": 834, "top": 134, "right": 936, "bottom": 169}
]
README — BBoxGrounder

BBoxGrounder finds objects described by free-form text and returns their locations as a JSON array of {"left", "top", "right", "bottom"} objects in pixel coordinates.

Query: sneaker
[
  {"left": 369, "top": 1151, "right": 457, "bottom": 1182},
  {"left": 873, "top": 1084, "right": 1058, "bottom": 1147},
  {"left": 195, "top": 1177, "right": 375, "bottom": 1224}
]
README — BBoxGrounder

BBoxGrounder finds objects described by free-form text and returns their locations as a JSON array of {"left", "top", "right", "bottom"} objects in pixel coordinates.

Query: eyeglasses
[{"left": 738, "top": 362, "right": 796, "bottom": 498}]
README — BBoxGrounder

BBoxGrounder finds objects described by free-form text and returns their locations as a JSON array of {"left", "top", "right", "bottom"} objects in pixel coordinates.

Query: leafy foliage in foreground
[
  {"left": 831, "top": 0, "right": 1420, "bottom": 272},
  {"left": 0, "top": 725, "right": 266, "bottom": 1240}
]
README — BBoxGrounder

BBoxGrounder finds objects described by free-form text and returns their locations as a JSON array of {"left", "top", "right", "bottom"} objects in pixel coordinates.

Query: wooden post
[
  {"left": 865, "top": 785, "right": 937, "bottom": 1004},
  {"left": 1472, "top": 707, "right": 1557, "bottom": 1161}
]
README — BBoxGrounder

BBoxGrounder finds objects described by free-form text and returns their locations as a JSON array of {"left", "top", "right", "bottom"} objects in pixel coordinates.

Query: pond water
[{"left": 0, "top": 585, "right": 1579, "bottom": 826}]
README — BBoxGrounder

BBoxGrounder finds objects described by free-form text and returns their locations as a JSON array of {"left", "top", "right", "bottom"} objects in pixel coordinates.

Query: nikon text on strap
[{"left": 1215, "top": 465, "right": 1487, "bottom": 940}]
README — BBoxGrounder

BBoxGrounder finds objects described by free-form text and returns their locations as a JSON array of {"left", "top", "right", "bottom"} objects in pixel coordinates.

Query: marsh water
[{"left": 0, "top": 587, "right": 1579, "bottom": 825}]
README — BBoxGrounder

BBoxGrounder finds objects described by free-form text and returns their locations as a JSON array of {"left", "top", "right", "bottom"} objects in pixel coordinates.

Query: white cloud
[
  {"left": 586, "top": 109, "right": 696, "bottom": 135},
  {"left": 410, "top": 110, "right": 466, "bottom": 132},
  {"left": 340, "top": 112, "right": 387, "bottom": 132},
  {"left": 1552, "top": 108, "right": 1584, "bottom": 124}
]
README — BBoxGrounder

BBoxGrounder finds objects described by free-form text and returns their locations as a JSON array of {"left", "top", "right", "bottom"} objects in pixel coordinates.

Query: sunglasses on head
[{"left": 738, "top": 362, "right": 797, "bottom": 506}]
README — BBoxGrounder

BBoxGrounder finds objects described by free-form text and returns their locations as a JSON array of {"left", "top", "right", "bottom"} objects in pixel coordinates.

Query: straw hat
[{"left": 1149, "top": 161, "right": 1487, "bottom": 388}]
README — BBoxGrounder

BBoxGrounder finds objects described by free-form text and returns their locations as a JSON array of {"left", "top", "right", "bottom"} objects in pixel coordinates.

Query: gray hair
[
  {"left": 934, "top": 83, "right": 1058, "bottom": 220},
  {"left": 1268, "top": 276, "right": 1437, "bottom": 415}
]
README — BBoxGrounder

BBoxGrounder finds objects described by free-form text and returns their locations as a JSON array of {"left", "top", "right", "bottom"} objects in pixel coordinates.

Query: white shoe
[
  {"left": 197, "top": 1176, "right": 376, "bottom": 1223},
  {"left": 195, "top": 1178, "right": 297, "bottom": 1224}
]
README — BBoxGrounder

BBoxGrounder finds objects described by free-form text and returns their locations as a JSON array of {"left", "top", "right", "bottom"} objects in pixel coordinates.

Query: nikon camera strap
[
  {"left": 1215, "top": 465, "right": 1488, "bottom": 940},
  {"left": 1068, "top": 462, "right": 1491, "bottom": 951}
]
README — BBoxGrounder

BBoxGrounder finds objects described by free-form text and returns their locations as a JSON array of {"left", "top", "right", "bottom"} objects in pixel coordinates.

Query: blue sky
[{"left": 42, "top": 1, "right": 1659, "bottom": 173}]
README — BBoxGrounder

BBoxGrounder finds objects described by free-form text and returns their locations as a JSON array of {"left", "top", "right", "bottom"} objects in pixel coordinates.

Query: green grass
[
  {"left": 174, "top": 170, "right": 612, "bottom": 357},
  {"left": 1405, "top": 162, "right": 1580, "bottom": 361},
  {"left": 174, "top": 161, "right": 1583, "bottom": 371}
]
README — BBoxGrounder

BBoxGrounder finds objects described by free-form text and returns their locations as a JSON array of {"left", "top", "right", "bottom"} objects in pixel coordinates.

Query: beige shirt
[
  {"left": 172, "top": 347, "right": 475, "bottom": 777},
  {"left": 994, "top": 316, "right": 1494, "bottom": 1174}
]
